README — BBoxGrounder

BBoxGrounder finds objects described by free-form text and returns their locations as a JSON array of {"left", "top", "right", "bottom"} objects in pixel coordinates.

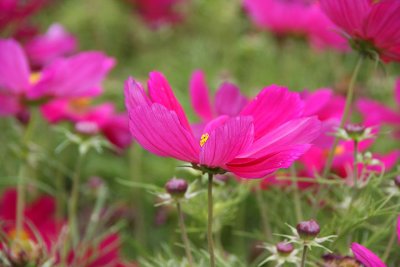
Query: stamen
[{"left": 200, "top": 133, "right": 209, "bottom": 147}]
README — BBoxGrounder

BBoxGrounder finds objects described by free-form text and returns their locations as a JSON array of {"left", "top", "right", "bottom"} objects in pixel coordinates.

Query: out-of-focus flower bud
[
  {"left": 296, "top": 219, "right": 320, "bottom": 239},
  {"left": 165, "top": 178, "right": 188, "bottom": 199}
]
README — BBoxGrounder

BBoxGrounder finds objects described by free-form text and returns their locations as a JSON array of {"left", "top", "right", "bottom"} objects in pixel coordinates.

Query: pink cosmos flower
[
  {"left": 0, "top": 39, "right": 115, "bottom": 117},
  {"left": 357, "top": 79, "right": 400, "bottom": 137},
  {"left": 320, "top": 0, "right": 400, "bottom": 62},
  {"left": 243, "top": 0, "right": 348, "bottom": 50},
  {"left": 0, "top": 0, "right": 46, "bottom": 33},
  {"left": 351, "top": 243, "right": 386, "bottom": 267},
  {"left": 41, "top": 99, "right": 132, "bottom": 150},
  {"left": 25, "top": 23, "right": 77, "bottom": 67},
  {"left": 189, "top": 70, "right": 248, "bottom": 137},
  {"left": 126, "top": 0, "right": 185, "bottom": 28},
  {"left": 301, "top": 88, "right": 345, "bottom": 148},
  {"left": 125, "top": 71, "right": 321, "bottom": 178},
  {"left": 0, "top": 188, "right": 60, "bottom": 252}
]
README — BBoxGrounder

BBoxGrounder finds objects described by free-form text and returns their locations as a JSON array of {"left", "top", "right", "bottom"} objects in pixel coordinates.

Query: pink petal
[
  {"left": 0, "top": 94, "right": 20, "bottom": 116},
  {"left": 351, "top": 243, "right": 386, "bottom": 267},
  {"left": 363, "top": 0, "right": 400, "bottom": 62},
  {"left": 302, "top": 88, "right": 333, "bottom": 117},
  {"left": 240, "top": 117, "right": 321, "bottom": 158},
  {"left": 29, "top": 51, "right": 115, "bottom": 99},
  {"left": 189, "top": 70, "right": 213, "bottom": 121},
  {"left": 226, "top": 144, "right": 312, "bottom": 178},
  {"left": 102, "top": 114, "right": 133, "bottom": 150},
  {"left": 125, "top": 78, "right": 199, "bottom": 162},
  {"left": 215, "top": 82, "right": 248, "bottom": 117},
  {"left": 320, "top": 0, "right": 371, "bottom": 36},
  {"left": 0, "top": 39, "right": 30, "bottom": 94},
  {"left": 199, "top": 116, "right": 254, "bottom": 167},
  {"left": 357, "top": 98, "right": 400, "bottom": 125},
  {"left": 240, "top": 85, "right": 304, "bottom": 140},
  {"left": 25, "top": 195, "right": 56, "bottom": 227},
  {"left": 25, "top": 23, "right": 77, "bottom": 66},
  {"left": 40, "top": 99, "right": 72, "bottom": 123},
  {"left": 148, "top": 71, "right": 193, "bottom": 132}
]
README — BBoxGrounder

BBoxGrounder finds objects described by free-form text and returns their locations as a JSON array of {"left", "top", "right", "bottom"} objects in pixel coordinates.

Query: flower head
[
  {"left": 350, "top": 243, "right": 386, "bottom": 267},
  {"left": 258, "top": 241, "right": 299, "bottom": 267},
  {"left": 124, "top": 71, "right": 321, "bottom": 178},
  {"left": 165, "top": 178, "right": 188, "bottom": 198},
  {"left": 320, "top": 0, "right": 400, "bottom": 62}
]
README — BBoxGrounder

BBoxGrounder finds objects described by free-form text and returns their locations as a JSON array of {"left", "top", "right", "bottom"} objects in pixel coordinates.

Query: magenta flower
[
  {"left": 0, "top": 39, "right": 115, "bottom": 117},
  {"left": 320, "top": 0, "right": 400, "bottom": 62},
  {"left": 190, "top": 70, "right": 248, "bottom": 137},
  {"left": 125, "top": 71, "right": 321, "bottom": 178},
  {"left": 126, "top": 0, "right": 185, "bottom": 29},
  {"left": 351, "top": 243, "right": 386, "bottom": 267},
  {"left": 243, "top": 0, "right": 348, "bottom": 50},
  {"left": 357, "top": 79, "right": 400, "bottom": 137},
  {"left": 42, "top": 99, "right": 133, "bottom": 150},
  {"left": 25, "top": 23, "right": 77, "bottom": 67}
]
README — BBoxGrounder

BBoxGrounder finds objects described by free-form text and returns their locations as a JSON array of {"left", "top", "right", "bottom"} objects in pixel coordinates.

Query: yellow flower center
[
  {"left": 334, "top": 145, "right": 345, "bottom": 156},
  {"left": 200, "top": 133, "right": 209, "bottom": 147},
  {"left": 29, "top": 72, "right": 41, "bottom": 84},
  {"left": 69, "top": 98, "right": 91, "bottom": 113}
]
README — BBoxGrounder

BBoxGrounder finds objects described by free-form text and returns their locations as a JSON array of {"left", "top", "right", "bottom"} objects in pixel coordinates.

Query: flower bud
[
  {"left": 296, "top": 219, "right": 320, "bottom": 239},
  {"left": 276, "top": 242, "right": 294, "bottom": 255},
  {"left": 165, "top": 178, "right": 188, "bottom": 198}
]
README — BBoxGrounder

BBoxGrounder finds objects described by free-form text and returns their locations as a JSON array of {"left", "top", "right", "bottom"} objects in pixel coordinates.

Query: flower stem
[
  {"left": 290, "top": 166, "right": 303, "bottom": 222},
  {"left": 300, "top": 245, "right": 308, "bottom": 267},
  {"left": 68, "top": 152, "right": 84, "bottom": 247},
  {"left": 382, "top": 220, "right": 397, "bottom": 261},
  {"left": 353, "top": 140, "right": 359, "bottom": 189},
  {"left": 323, "top": 56, "right": 364, "bottom": 178},
  {"left": 207, "top": 173, "right": 216, "bottom": 267},
  {"left": 255, "top": 187, "right": 272, "bottom": 240},
  {"left": 15, "top": 111, "right": 37, "bottom": 238},
  {"left": 176, "top": 201, "right": 194, "bottom": 267}
]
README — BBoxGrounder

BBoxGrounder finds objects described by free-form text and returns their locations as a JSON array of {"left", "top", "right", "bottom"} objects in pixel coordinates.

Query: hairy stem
[
  {"left": 207, "top": 173, "right": 216, "bottom": 267},
  {"left": 68, "top": 153, "right": 84, "bottom": 247},
  {"left": 176, "top": 201, "right": 194, "bottom": 267},
  {"left": 323, "top": 56, "right": 364, "bottom": 178},
  {"left": 300, "top": 245, "right": 308, "bottom": 267}
]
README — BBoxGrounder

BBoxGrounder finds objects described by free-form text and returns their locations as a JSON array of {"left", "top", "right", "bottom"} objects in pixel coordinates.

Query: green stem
[
  {"left": 353, "top": 140, "right": 359, "bottom": 189},
  {"left": 207, "top": 173, "right": 216, "bottom": 267},
  {"left": 323, "top": 56, "right": 364, "bottom": 178},
  {"left": 176, "top": 201, "right": 195, "bottom": 267},
  {"left": 68, "top": 153, "right": 84, "bottom": 247},
  {"left": 382, "top": 221, "right": 397, "bottom": 261},
  {"left": 290, "top": 166, "right": 303, "bottom": 222},
  {"left": 15, "top": 111, "right": 38, "bottom": 238},
  {"left": 300, "top": 245, "right": 308, "bottom": 267},
  {"left": 255, "top": 187, "right": 272, "bottom": 240}
]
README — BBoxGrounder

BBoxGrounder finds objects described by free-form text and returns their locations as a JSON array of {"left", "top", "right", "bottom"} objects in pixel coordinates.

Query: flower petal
[
  {"left": 320, "top": 0, "right": 371, "bottom": 36},
  {"left": 240, "top": 85, "right": 304, "bottom": 140},
  {"left": 200, "top": 116, "right": 254, "bottom": 167},
  {"left": 0, "top": 94, "right": 20, "bottom": 116},
  {"left": 125, "top": 78, "right": 199, "bottom": 162},
  {"left": 0, "top": 39, "right": 30, "bottom": 94},
  {"left": 29, "top": 51, "right": 115, "bottom": 99},
  {"left": 239, "top": 117, "right": 321, "bottom": 158},
  {"left": 226, "top": 144, "right": 312, "bottom": 178},
  {"left": 189, "top": 70, "right": 213, "bottom": 121},
  {"left": 351, "top": 243, "right": 386, "bottom": 267},
  {"left": 148, "top": 71, "right": 193, "bottom": 132},
  {"left": 215, "top": 82, "right": 248, "bottom": 117}
]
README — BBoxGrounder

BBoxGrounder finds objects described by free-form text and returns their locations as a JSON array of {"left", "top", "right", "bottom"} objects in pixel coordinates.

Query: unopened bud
[
  {"left": 276, "top": 242, "right": 294, "bottom": 255},
  {"left": 165, "top": 178, "right": 188, "bottom": 198},
  {"left": 395, "top": 176, "right": 400, "bottom": 188},
  {"left": 296, "top": 219, "right": 320, "bottom": 239}
]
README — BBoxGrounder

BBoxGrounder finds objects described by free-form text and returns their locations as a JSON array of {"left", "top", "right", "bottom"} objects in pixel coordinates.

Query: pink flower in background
[
  {"left": 0, "top": 0, "right": 46, "bottom": 33},
  {"left": 0, "top": 39, "right": 115, "bottom": 117},
  {"left": 125, "top": 71, "right": 321, "bottom": 178},
  {"left": 42, "top": 99, "right": 132, "bottom": 150},
  {"left": 301, "top": 88, "right": 345, "bottom": 148},
  {"left": 189, "top": 70, "right": 248, "bottom": 137},
  {"left": 357, "top": 79, "right": 400, "bottom": 137},
  {"left": 25, "top": 23, "right": 77, "bottom": 67},
  {"left": 351, "top": 243, "right": 386, "bottom": 267},
  {"left": 0, "top": 188, "right": 60, "bottom": 251},
  {"left": 126, "top": 0, "right": 185, "bottom": 28},
  {"left": 320, "top": 0, "right": 400, "bottom": 62},
  {"left": 243, "top": 0, "right": 348, "bottom": 50}
]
